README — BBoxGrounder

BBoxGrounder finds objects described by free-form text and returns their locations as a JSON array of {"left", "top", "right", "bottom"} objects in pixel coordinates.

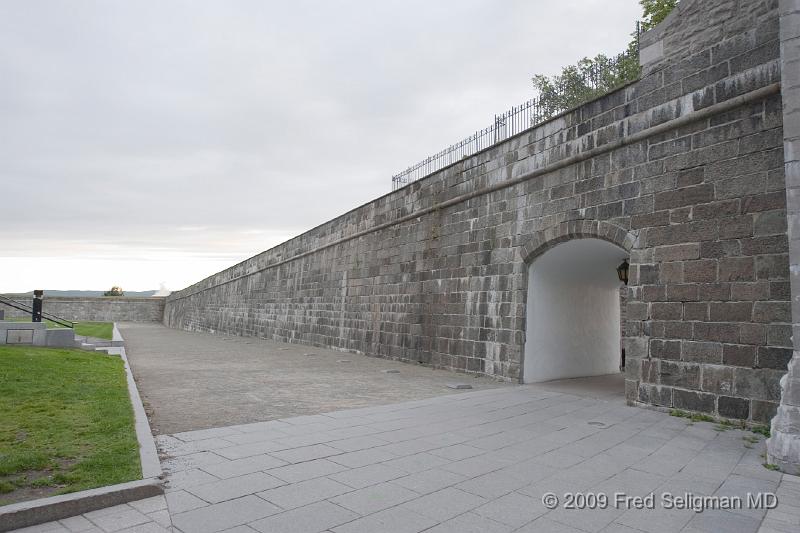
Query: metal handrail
[
  {"left": 391, "top": 25, "right": 641, "bottom": 190},
  {"left": 0, "top": 295, "right": 75, "bottom": 328}
]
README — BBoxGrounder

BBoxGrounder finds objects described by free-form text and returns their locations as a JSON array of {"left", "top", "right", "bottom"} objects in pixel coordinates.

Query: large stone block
[
  {"left": 753, "top": 301, "right": 792, "bottom": 323},
  {"left": 638, "top": 383, "right": 673, "bottom": 406},
  {"left": 719, "top": 257, "right": 756, "bottom": 281},
  {"left": 654, "top": 184, "right": 714, "bottom": 210},
  {"left": 682, "top": 303, "right": 707, "bottom": 322},
  {"left": 723, "top": 344, "right": 757, "bottom": 367},
  {"left": 666, "top": 284, "right": 700, "bottom": 301},
  {"left": 758, "top": 346, "right": 794, "bottom": 369},
  {"left": 740, "top": 323, "right": 767, "bottom": 345},
  {"left": 718, "top": 395, "right": 751, "bottom": 419},
  {"left": 753, "top": 399, "right": 779, "bottom": 423},
  {"left": 734, "top": 368, "right": 784, "bottom": 401},
  {"left": 681, "top": 341, "right": 722, "bottom": 364},
  {"left": 730, "top": 281, "right": 770, "bottom": 300},
  {"left": 651, "top": 302, "right": 682, "bottom": 320},
  {"left": 693, "top": 323, "right": 739, "bottom": 344},
  {"left": 654, "top": 244, "right": 700, "bottom": 262},
  {"left": 673, "top": 389, "right": 716, "bottom": 413},
  {"left": 702, "top": 365, "right": 736, "bottom": 395},
  {"left": 709, "top": 302, "right": 753, "bottom": 322},
  {"left": 660, "top": 361, "right": 701, "bottom": 388}
]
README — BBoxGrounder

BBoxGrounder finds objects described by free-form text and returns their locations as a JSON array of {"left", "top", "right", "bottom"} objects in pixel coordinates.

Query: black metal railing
[
  {"left": 0, "top": 295, "right": 75, "bottom": 328},
  {"left": 391, "top": 25, "right": 641, "bottom": 190}
]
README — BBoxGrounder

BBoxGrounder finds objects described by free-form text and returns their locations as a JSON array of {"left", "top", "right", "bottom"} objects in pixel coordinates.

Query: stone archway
[
  {"left": 519, "top": 220, "right": 638, "bottom": 384},
  {"left": 519, "top": 219, "right": 637, "bottom": 266}
]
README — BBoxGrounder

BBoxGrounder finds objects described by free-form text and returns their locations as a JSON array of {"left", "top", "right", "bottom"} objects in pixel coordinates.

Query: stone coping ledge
[{"left": 0, "top": 324, "right": 164, "bottom": 531}]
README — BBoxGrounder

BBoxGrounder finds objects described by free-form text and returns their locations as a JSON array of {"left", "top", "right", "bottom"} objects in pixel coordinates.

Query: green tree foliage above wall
[
  {"left": 640, "top": 0, "right": 680, "bottom": 31},
  {"left": 531, "top": 0, "right": 678, "bottom": 120}
]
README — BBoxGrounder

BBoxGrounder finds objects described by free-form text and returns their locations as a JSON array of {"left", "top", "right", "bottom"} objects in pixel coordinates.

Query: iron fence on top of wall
[{"left": 391, "top": 25, "right": 641, "bottom": 191}]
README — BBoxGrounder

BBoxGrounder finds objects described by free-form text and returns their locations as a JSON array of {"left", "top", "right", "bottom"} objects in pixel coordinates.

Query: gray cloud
[{"left": 0, "top": 0, "right": 640, "bottom": 291}]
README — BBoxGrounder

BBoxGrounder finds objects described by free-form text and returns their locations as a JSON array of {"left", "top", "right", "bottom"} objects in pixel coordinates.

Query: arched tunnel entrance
[{"left": 523, "top": 238, "right": 628, "bottom": 384}]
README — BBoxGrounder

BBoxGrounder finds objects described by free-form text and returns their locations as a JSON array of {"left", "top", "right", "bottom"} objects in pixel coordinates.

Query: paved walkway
[
  {"left": 119, "top": 323, "right": 508, "bottom": 434},
  {"left": 19, "top": 378, "right": 799, "bottom": 533}
]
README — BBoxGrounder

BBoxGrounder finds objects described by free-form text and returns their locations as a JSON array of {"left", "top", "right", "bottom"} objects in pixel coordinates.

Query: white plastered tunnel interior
[{"left": 523, "top": 238, "right": 628, "bottom": 383}]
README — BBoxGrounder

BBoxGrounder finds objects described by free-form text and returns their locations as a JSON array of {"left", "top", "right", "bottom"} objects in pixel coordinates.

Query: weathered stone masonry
[
  {"left": 0, "top": 296, "right": 165, "bottom": 323},
  {"left": 166, "top": 0, "right": 795, "bottom": 443}
]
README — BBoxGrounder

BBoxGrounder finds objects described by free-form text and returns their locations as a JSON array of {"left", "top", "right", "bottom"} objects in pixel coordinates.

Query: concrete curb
[
  {"left": 111, "top": 322, "right": 125, "bottom": 347},
  {"left": 0, "top": 479, "right": 162, "bottom": 532},
  {"left": 0, "top": 325, "right": 164, "bottom": 531},
  {"left": 116, "top": 326, "right": 162, "bottom": 479}
]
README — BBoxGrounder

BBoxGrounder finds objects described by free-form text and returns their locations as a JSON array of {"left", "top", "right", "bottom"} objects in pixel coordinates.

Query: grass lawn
[
  {"left": 73, "top": 322, "right": 114, "bottom": 340},
  {"left": 0, "top": 317, "right": 114, "bottom": 340},
  {"left": 0, "top": 346, "right": 141, "bottom": 505}
]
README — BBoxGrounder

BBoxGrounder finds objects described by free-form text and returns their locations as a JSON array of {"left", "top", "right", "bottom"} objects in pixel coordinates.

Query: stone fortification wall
[
  {"left": 165, "top": 0, "right": 790, "bottom": 427},
  {"left": 1, "top": 296, "right": 165, "bottom": 323}
]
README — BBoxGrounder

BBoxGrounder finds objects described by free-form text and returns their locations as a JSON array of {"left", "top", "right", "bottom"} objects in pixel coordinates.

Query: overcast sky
[{"left": 0, "top": 0, "right": 641, "bottom": 293}]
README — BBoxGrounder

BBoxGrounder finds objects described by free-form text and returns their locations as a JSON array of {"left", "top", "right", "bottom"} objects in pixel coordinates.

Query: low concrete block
[
  {"left": 0, "top": 322, "right": 46, "bottom": 345},
  {"left": 33, "top": 328, "right": 47, "bottom": 346},
  {"left": 46, "top": 329, "right": 76, "bottom": 348}
]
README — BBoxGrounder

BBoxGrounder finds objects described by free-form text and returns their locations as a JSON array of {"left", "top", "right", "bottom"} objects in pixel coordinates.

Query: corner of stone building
[
  {"left": 767, "top": 0, "right": 800, "bottom": 473},
  {"left": 768, "top": 355, "right": 800, "bottom": 474}
]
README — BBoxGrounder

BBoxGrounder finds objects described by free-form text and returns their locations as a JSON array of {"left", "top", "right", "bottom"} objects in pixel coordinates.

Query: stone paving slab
[
  {"left": 757, "top": 473, "right": 800, "bottom": 533},
  {"left": 17, "top": 380, "right": 799, "bottom": 533}
]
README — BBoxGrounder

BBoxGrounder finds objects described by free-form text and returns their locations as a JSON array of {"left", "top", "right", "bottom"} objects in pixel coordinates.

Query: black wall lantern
[{"left": 616, "top": 260, "right": 629, "bottom": 285}]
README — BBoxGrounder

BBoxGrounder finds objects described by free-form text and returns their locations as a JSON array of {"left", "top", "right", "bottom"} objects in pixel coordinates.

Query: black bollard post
[{"left": 32, "top": 289, "right": 43, "bottom": 323}]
